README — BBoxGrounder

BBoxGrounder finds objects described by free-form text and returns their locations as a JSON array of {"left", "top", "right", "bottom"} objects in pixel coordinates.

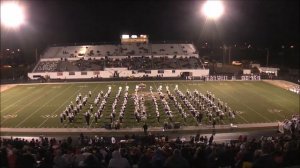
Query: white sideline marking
[{"left": 15, "top": 85, "right": 73, "bottom": 128}]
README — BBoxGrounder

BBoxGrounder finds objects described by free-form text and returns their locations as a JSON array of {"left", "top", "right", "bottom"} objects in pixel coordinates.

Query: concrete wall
[{"left": 28, "top": 69, "right": 209, "bottom": 79}]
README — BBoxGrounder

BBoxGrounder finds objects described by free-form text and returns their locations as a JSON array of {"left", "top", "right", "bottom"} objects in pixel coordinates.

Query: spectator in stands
[
  {"left": 252, "top": 142, "right": 277, "bottom": 168},
  {"left": 53, "top": 149, "right": 68, "bottom": 168},
  {"left": 1, "top": 123, "right": 300, "bottom": 168},
  {"left": 108, "top": 150, "right": 131, "bottom": 168},
  {"left": 83, "top": 154, "right": 101, "bottom": 168},
  {"left": 138, "top": 148, "right": 153, "bottom": 168},
  {"left": 164, "top": 149, "right": 189, "bottom": 168},
  {"left": 151, "top": 148, "right": 166, "bottom": 168}
]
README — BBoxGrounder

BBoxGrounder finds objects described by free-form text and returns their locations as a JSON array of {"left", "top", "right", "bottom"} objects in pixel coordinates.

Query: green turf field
[{"left": 0, "top": 81, "right": 299, "bottom": 128}]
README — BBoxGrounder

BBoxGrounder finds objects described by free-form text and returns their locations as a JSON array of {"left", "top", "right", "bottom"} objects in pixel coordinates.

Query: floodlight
[
  {"left": 122, "top": 35, "right": 129, "bottom": 39},
  {"left": 202, "top": 0, "right": 224, "bottom": 20},
  {"left": 79, "top": 47, "right": 87, "bottom": 54},
  {"left": 1, "top": 1, "right": 25, "bottom": 28},
  {"left": 131, "top": 35, "right": 137, "bottom": 38}
]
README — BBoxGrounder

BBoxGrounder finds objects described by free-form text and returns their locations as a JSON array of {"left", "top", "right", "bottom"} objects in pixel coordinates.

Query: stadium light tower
[
  {"left": 1, "top": 1, "right": 25, "bottom": 29},
  {"left": 202, "top": 0, "right": 224, "bottom": 20}
]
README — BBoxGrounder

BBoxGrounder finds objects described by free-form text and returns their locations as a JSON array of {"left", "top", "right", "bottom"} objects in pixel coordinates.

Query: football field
[{"left": 0, "top": 80, "right": 299, "bottom": 128}]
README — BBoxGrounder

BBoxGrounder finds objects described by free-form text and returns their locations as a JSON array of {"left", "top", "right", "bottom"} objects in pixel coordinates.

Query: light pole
[
  {"left": 223, "top": 45, "right": 227, "bottom": 65},
  {"left": 1, "top": 1, "right": 26, "bottom": 49},
  {"left": 201, "top": 0, "right": 225, "bottom": 63},
  {"left": 1, "top": 1, "right": 26, "bottom": 81},
  {"left": 266, "top": 48, "right": 269, "bottom": 67}
]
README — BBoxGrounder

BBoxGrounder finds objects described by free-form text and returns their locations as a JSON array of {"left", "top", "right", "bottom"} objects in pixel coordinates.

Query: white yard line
[
  {"left": 206, "top": 84, "right": 250, "bottom": 123},
  {"left": 247, "top": 86, "right": 286, "bottom": 119},
  {"left": 1, "top": 85, "right": 48, "bottom": 113},
  {"left": 1, "top": 86, "right": 51, "bottom": 124},
  {"left": 15, "top": 85, "right": 73, "bottom": 128},
  {"left": 179, "top": 83, "right": 224, "bottom": 123},
  {"left": 37, "top": 84, "right": 86, "bottom": 128},
  {"left": 1, "top": 94, "right": 53, "bottom": 124},
  {"left": 184, "top": 82, "right": 250, "bottom": 123},
  {"left": 210, "top": 84, "right": 270, "bottom": 122},
  {"left": 248, "top": 84, "right": 298, "bottom": 119},
  {"left": 87, "top": 85, "right": 105, "bottom": 128},
  {"left": 0, "top": 87, "right": 31, "bottom": 104}
]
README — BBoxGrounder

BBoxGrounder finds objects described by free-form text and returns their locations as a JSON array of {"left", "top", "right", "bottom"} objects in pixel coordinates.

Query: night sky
[{"left": 1, "top": 0, "right": 299, "bottom": 53}]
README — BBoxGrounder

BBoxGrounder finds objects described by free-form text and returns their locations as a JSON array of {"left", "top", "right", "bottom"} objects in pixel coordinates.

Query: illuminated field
[{"left": 0, "top": 81, "right": 299, "bottom": 128}]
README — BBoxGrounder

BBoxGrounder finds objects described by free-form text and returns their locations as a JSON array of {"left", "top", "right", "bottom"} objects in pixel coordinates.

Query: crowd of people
[
  {"left": 279, "top": 114, "right": 300, "bottom": 134},
  {"left": 1, "top": 130, "right": 299, "bottom": 168},
  {"left": 174, "top": 86, "right": 236, "bottom": 126},
  {"left": 34, "top": 56, "right": 204, "bottom": 73},
  {"left": 150, "top": 86, "right": 160, "bottom": 123},
  {"left": 118, "top": 86, "right": 129, "bottom": 124},
  {"left": 35, "top": 61, "right": 59, "bottom": 72},
  {"left": 158, "top": 85, "right": 174, "bottom": 122},
  {"left": 58, "top": 84, "right": 239, "bottom": 129},
  {"left": 133, "top": 85, "right": 147, "bottom": 123},
  {"left": 59, "top": 87, "right": 112, "bottom": 126}
]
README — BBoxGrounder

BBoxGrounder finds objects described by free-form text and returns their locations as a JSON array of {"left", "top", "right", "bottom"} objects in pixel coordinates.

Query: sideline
[
  {"left": 263, "top": 80, "right": 299, "bottom": 90},
  {"left": 0, "top": 122, "right": 278, "bottom": 136}
]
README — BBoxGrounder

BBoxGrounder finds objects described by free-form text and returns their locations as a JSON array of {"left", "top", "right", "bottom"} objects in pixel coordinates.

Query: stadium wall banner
[
  {"left": 258, "top": 67, "right": 280, "bottom": 76},
  {"left": 243, "top": 69, "right": 251, "bottom": 75}
]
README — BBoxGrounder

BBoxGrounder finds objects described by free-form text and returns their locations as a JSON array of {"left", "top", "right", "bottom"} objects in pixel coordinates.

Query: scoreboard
[{"left": 121, "top": 34, "right": 149, "bottom": 44}]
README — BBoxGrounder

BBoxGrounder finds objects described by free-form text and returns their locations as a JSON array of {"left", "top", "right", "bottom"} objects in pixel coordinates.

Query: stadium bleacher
[
  {"left": 32, "top": 43, "right": 204, "bottom": 74},
  {"left": 41, "top": 43, "right": 197, "bottom": 59},
  {"left": 33, "top": 56, "right": 204, "bottom": 73},
  {"left": 34, "top": 61, "right": 59, "bottom": 72}
]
